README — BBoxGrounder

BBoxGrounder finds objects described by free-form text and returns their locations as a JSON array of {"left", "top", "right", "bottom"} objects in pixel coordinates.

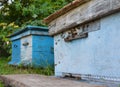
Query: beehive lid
[
  {"left": 8, "top": 25, "right": 48, "bottom": 38},
  {"left": 43, "top": 0, "right": 120, "bottom": 36},
  {"left": 43, "top": 0, "right": 90, "bottom": 24}
]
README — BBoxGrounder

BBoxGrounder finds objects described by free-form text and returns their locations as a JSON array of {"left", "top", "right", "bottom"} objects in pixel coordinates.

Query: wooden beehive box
[
  {"left": 44, "top": 0, "right": 120, "bottom": 81},
  {"left": 9, "top": 26, "right": 54, "bottom": 67}
]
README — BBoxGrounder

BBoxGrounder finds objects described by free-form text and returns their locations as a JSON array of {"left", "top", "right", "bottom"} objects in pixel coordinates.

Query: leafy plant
[
  {"left": 0, "top": 22, "right": 19, "bottom": 56},
  {"left": 0, "top": 0, "right": 73, "bottom": 57}
]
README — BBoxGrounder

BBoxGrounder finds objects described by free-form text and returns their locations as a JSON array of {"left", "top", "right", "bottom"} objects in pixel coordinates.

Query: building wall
[{"left": 54, "top": 12, "right": 120, "bottom": 80}]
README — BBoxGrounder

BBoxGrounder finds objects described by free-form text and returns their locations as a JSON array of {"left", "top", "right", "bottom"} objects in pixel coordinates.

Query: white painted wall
[{"left": 21, "top": 35, "right": 32, "bottom": 65}]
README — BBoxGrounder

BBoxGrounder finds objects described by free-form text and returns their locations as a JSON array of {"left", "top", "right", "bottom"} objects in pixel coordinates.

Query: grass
[
  {"left": 0, "top": 57, "right": 54, "bottom": 87},
  {"left": 0, "top": 81, "right": 4, "bottom": 87},
  {"left": 0, "top": 57, "right": 54, "bottom": 75}
]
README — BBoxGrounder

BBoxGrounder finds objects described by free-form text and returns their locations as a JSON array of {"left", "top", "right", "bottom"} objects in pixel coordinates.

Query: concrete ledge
[
  {"left": 0, "top": 74, "right": 107, "bottom": 87},
  {"left": 0, "top": 75, "right": 28, "bottom": 87}
]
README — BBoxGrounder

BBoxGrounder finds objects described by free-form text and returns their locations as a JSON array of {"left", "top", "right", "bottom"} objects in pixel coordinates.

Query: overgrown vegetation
[
  {"left": 0, "top": 58, "right": 54, "bottom": 75},
  {"left": 0, "top": 0, "right": 73, "bottom": 57}
]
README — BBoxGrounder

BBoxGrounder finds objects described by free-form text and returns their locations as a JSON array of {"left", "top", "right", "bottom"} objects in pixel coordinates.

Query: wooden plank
[
  {"left": 64, "top": 20, "right": 100, "bottom": 42},
  {"left": 48, "top": 0, "right": 120, "bottom": 36},
  {"left": 43, "top": 0, "right": 91, "bottom": 24},
  {"left": 64, "top": 33, "right": 88, "bottom": 42}
]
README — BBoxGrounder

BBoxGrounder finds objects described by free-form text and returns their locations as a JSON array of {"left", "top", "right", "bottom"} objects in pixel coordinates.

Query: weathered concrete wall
[{"left": 54, "top": 11, "right": 120, "bottom": 81}]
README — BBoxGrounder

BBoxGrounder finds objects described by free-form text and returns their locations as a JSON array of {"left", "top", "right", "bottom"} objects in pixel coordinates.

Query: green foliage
[
  {"left": 0, "top": 22, "right": 19, "bottom": 56},
  {"left": 0, "top": 0, "right": 73, "bottom": 57},
  {"left": 0, "top": 81, "right": 4, "bottom": 87},
  {"left": 0, "top": 0, "right": 73, "bottom": 26}
]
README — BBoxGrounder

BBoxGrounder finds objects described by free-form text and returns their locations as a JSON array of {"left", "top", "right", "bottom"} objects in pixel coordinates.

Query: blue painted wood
[
  {"left": 9, "top": 39, "right": 21, "bottom": 65},
  {"left": 32, "top": 35, "right": 54, "bottom": 67},
  {"left": 9, "top": 26, "right": 49, "bottom": 41},
  {"left": 9, "top": 25, "right": 48, "bottom": 38},
  {"left": 9, "top": 26, "right": 54, "bottom": 68}
]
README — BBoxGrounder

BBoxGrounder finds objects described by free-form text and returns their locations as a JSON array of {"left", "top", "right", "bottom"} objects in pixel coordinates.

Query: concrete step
[{"left": 0, "top": 74, "right": 110, "bottom": 87}]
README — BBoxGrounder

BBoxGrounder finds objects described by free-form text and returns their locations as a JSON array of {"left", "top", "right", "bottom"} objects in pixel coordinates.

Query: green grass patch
[
  {"left": 0, "top": 58, "right": 54, "bottom": 75},
  {"left": 0, "top": 81, "right": 4, "bottom": 87}
]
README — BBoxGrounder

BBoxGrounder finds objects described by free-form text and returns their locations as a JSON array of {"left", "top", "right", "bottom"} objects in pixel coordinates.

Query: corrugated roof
[{"left": 43, "top": 0, "right": 91, "bottom": 24}]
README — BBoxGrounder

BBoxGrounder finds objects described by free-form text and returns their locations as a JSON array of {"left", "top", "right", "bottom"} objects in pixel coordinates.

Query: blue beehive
[{"left": 9, "top": 26, "right": 54, "bottom": 67}]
